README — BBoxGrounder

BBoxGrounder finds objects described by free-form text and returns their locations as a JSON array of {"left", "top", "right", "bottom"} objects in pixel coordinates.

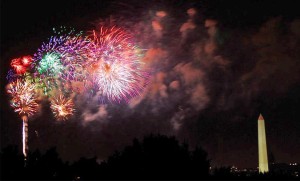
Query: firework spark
[
  {"left": 50, "top": 95, "right": 75, "bottom": 121},
  {"left": 88, "top": 26, "right": 148, "bottom": 102},
  {"left": 6, "top": 69, "right": 20, "bottom": 82}
]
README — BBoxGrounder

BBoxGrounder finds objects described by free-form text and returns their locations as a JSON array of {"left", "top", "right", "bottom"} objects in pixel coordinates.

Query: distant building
[
  {"left": 270, "top": 162, "right": 300, "bottom": 177},
  {"left": 229, "top": 163, "right": 299, "bottom": 178},
  {"left": 230, "top": 166, "right": 258, "bottom": 177}
]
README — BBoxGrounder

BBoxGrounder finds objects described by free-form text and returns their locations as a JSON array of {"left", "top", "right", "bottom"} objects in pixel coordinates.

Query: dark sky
[{"left": 1, "top": 0, "right": 300, "bottom": 168}]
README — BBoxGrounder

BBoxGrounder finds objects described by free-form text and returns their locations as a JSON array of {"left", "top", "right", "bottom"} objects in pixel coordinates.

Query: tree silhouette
[
  {"left": 0, "top": 146, "right": 70, "bottom": 180},
  {"left": 0, "top": 145, "right": 24, "bottom": 180},
  {"left": 71, "top": 157, "right": 101, "bottom": 180},
  {"left": 27, "top": 147, "right": 65, "bottom": 179},
  {"left": 101, "top": 134, "right": 211, "bottom": 179}
]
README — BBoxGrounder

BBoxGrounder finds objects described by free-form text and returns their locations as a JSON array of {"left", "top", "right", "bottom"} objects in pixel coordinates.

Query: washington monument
[{"left": 258, "top": 113, "right": 269, "bottom": 173}]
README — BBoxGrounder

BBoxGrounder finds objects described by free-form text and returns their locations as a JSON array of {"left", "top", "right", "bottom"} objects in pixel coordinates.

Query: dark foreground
[{"left": 1, "top": 135, "right": 298, "bottom": 180}]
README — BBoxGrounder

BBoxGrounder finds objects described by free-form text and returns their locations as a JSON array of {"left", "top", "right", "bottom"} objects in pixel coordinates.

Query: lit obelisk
[{"left": 258, "top": 113, "right": 269, "bottom": 173}]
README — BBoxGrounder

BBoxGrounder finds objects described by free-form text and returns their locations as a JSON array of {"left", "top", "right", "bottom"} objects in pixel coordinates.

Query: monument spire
[{"left": 258, "top": 113, "right": 269, "bottom": 173}]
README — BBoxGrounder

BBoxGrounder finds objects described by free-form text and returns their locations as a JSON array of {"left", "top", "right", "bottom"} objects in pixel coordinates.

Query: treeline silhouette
[
  {"left": 1, "top": 134, "right": 209, "bottom": 180},
  {"left": 0, "top": 134, "right": 297, "bottom": 180}
]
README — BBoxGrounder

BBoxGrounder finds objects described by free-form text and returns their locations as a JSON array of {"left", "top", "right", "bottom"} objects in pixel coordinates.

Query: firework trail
[
  {"left": 22, "top": 115, "right": 28, "bottom": 159},
  {"left": 50, "top": 95, "right": 75, "bottom": 121},
  {"left": 87, "top": 26, "right": 149, "bottom": 102},
  {"left": 6, "top": 79, "right": 39, "bottom": 159}
]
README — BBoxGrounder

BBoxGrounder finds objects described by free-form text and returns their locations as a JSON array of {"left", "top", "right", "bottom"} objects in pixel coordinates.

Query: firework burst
[
  {"left": 37, "top": 52, "right": 64, "bottom": 75},
  {"left": 7, "top": 79, "right": 39, "bottom": 117},
  {"left": 88, "top": 26, "right": 148, "bottom": 102},
  {"left": 50, "top": 95, "right": 75, "bottom": 121},
  {"left": 10, "top": 55, "right": 33, "bottom": 75},
  {"left": 32, "top": 26, "right": 92, "bottom": 95}
]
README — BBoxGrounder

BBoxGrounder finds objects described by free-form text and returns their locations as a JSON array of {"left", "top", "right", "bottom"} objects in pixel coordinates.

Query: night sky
[{"left": 1, "top": 0, "right": 300, "bottom": 169}]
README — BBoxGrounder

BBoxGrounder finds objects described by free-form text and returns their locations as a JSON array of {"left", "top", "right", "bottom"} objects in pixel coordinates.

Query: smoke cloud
[
  {"left": 80, "top": 7, "right": 300, "bottom": 135},
  {"left": 82, "top": 105, "right": 108, "bottom": 123}
]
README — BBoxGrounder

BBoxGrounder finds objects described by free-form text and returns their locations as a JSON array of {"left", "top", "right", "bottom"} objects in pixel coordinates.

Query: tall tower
[{"left": 258, "top": 113, "right": 269, "bottom": 173}]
